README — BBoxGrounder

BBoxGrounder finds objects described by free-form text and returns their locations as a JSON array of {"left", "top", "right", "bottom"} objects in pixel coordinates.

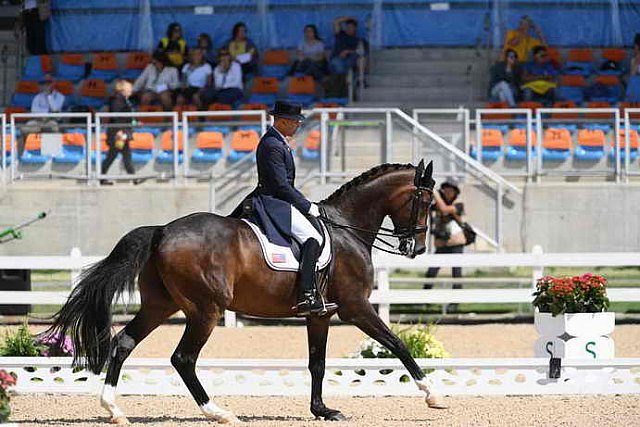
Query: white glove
[{"left": 308, "top": 203, "right": 321, "bottom": 217}]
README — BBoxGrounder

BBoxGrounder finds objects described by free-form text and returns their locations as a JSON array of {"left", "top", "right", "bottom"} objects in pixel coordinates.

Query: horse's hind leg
[
  {"left": 339, "top": 303, "right": 448, "bottom": 410},
  {"left": 171, "top": 311, "right": 239, "bottom": 423},
  {"left": 100, "top": 263, "right": 178, "bottom": 425}
]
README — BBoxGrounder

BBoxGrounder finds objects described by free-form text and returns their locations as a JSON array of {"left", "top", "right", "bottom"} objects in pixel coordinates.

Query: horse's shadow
[{"left": 19, "top": 414, "right": 313, "bottom": 425}]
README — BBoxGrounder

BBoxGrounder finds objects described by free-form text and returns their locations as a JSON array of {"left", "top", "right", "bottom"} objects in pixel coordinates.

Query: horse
[{"left": 47, "top": 160, "right": 446, "bottom": 424}]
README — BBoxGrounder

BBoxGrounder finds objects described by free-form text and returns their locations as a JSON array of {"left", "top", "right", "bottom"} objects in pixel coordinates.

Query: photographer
[{"left": 424, "top": 182, "right": 466, "bottom": 297}]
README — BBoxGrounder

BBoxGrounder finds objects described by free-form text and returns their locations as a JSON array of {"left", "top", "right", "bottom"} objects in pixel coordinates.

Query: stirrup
[{"left": 294, "top": 294, "right": 338, "bottom": 317}]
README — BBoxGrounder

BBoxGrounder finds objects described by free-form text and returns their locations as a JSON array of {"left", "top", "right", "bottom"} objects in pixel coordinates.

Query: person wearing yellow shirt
[
  {"left": 224, "top": 22, "right": 259, "bottom": 79},
  {"left": 502, "top": 16, "right": 547, "bottom": 63}
]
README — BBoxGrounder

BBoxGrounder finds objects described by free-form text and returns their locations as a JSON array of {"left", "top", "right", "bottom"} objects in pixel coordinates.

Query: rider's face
[{"left": 276, "top": 117, "right": 302, "bottom": 137}]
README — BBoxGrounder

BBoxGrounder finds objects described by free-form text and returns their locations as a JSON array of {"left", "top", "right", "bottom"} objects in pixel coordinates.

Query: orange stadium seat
[
  {"left": 602, "top": 48, "right": 626, "bottom": 63},
  {"left": 56, "top": 53, "right": 85, "bottom": 81},
  {"left": 584, "top": 101, "right": 612, "bottom": 119},
  {"left": 196, "top": 131, "right": 224, "bottom": 149},
  {"left": 160, "top": 130, "right": 184, "bottom": 151},
  {"left": 617, "top": 129, "right": 639, "bottom": 149},
  {"left": 577, "top": 129, "right": 606, "bottom": 147},
  {"left": 4, "top": 106, "right": 28, "bottom": 121},
  {"left": 15, "top": 80, "right": 40, "bottom": 94},
  {"left": 252, "top": 77, "right": 279, "bottom": 94},
  {"left": 122, "top": 52, "right": 151, "bottom": 80},
  {"left": 543, "top": 128, "right": 572, "bottom": 150},
  {"left": 53, "top": 80, "right": 75, "bottom": 96},
  {"left": 305, "top": 130, "right": 320, "bottom": 150},
  {"left": 62, "top": 132, "right": 86, "bottom": 147},
  {"left": 130, "top": 132, "right": 155, "bottom": 150},
  {"left": 231, "top": 130, "right": 259, "bottom": 152},
  {"left": 517, "top": 101, "right": 542, "bottom": 112},
  {"left": 90, "top": 52, "right": 119, "bottom": 81},
  {"left": 208, "top": 103, "right": 233, "bottom": 121},
  {"left": 484, "top": 101, "right": 512, "bottom": 120},
  {"left": 546, "top": 47, "right": 562, "bottom": 67},
  {"left": 263, "top": 50, "right": 290, "bottom": 65},
  {"left": 24, "top": 133, "right": 42, "bottom": 151},
  {"left": 507, "top": 129, "right": 537, "bottom": 147},
  {"left": 61, "top": 53, "right": 84, "bottom": 65},
  {"left": 559, "top": 75, "right": 586, "bottom": 87},
  {"left": 78, "top": 79, "right": 108, "bottom": 108},
  {"left": 240, "top": 103, "right": 268, "bottom": 121},
  {"left": 173, "top": 104, "right": 197, "bottom": 119},
  {"left": 289, "top": 76, "right": 315, "bottom": 94},
  {"left": 567, "top": 48, "right": 593, "bottom": 63},
  {"left": 480, "top": 129, "right": 504, "bottom": 147},
  {"left": 619, "top": 102, "right": 640, "bottom": 119},
  {"left": 595, "top": 75, "right": 621, "bottom": 86}
]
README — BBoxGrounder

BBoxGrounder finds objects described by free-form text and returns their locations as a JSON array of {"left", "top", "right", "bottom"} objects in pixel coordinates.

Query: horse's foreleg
[
  {"left": 171, "top": 314, "right": 240, "bottom": 424},
  {"left": 340, "top": 303, "right": 448, "bottom": 409},
  {"left": 306, "top": 316, "right": 346, "bottom": 421}
]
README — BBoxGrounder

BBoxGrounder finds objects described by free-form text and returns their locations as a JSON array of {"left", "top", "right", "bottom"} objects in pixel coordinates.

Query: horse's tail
[{"left": 46, "top": 225, "right": 163, "bottom": 374}]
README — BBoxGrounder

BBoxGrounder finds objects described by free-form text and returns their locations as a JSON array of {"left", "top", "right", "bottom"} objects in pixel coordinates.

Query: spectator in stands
[
  {"left": 20, "top": 0, "right": 50, "bottom": 54},
  {"left": 502, "top": 15, "right": 546, "bottom": 63},
  {"left": 489, "top": 49, "right": 522, "bottom": 107},
  {"left": 289, "top": 24, "right": 327, "bottom": 81},
  {"left": 19, "top": 74, "right": 63, "bottom": 154},
  {"left": 630, "top": 36, "right": 640, "bottom": 78},
  {"left": 224, "top": 22, "right": 258, "bottom": 79},
  {"left": 203, "top": 49, "right": 244, "bottom": 106},
  {"left": 197, "top": 33, "right": 217, "bottom": 66},
  {"left": 423, "top": 182, "right": 466, "bottom": 310},
  {"left": 178, "top": 48, "right": 213, "bottom": 108},
  {"left": 132, "top": 51, "right": 179, "bottom": 111},
  {"left": 330, "top": 17, "right": 367, "bottom": 77},
  {"left": 158, "top": 22, "right": 187, "bottom": 68},
  {"left": 101, "top": 80, "right": 141, "bottom": 185},
  {"left": 521, "top": 46, "right": 558, "bottom": 105}
]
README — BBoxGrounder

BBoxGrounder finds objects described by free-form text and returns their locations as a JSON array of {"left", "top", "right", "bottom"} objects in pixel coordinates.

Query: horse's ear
[
  {"left": 414, "top": 160, "right": 425, "bottom": 186},
  {"left": 421, "top": 160, "right": 435, "bottom": 190}
]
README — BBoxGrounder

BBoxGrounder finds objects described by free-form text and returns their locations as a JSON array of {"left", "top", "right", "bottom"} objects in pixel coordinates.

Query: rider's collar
[{"left": 270, "top": 126, "right": 287, "bottom": 144}]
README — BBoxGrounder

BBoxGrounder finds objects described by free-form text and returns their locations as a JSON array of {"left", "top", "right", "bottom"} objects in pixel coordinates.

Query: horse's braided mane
[{"left": 322, "top": 163, "right": 414, "bottom": 203}]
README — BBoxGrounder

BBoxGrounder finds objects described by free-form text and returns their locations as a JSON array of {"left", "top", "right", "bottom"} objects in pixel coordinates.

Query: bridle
[{"left": 319, "top": 161, "right": 435, "bottom": 258}]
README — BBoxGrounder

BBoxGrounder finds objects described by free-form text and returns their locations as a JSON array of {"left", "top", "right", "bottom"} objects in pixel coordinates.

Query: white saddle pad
[{"left": 242, "top": 219, "right": 332, "bottom": 272}]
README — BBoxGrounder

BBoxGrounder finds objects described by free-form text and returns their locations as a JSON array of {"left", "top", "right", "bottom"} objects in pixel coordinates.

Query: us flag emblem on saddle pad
[{"left": 271, "top": 253, "right": 287, "bottom": 263}]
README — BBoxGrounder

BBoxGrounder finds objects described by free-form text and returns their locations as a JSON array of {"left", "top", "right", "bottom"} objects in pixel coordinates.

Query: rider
[{"left": 249, "top": 100, "right": 337, "bottom": 316}]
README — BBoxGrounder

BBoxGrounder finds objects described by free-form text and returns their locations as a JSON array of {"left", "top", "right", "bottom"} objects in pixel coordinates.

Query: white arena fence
[
  {"left": 0, "top": 357, "right": 639, "bottom": 396},
  {"left": 1, "top": 247, "right": 640, "bottom": 326}
]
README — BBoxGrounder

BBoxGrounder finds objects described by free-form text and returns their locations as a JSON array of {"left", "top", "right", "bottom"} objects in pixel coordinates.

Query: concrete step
[
  {"left": 360, "top": 86, "right": 478, "bottom": 103},
  {"left": 374, "top": 48, "right": 486, "bottom": 62},
  {"left": 372, "top": 60, "right": 478, "bottom": 75},
  {"left": 368, "top": 74, "right": 473, "bottom": 88}
]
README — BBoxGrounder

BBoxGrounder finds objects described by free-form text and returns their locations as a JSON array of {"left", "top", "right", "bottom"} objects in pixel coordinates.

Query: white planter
[{"left": 534, "top": 312, "right": 615, "bottom": 359}]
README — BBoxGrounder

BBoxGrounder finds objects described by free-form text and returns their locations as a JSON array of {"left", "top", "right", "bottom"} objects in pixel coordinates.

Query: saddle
[{"left": 242, "top": 219, "right": 332, "bottom": 272}]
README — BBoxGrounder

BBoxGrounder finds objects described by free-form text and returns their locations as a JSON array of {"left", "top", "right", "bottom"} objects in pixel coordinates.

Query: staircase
[
  {"left": 0, "top": 29, "right": 23, "bottom": 108},
  {"left": 356, "top": 47, "right": 492, "bottom": 109}
]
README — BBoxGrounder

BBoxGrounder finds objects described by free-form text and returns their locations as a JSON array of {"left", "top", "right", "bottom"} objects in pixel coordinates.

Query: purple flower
[{"left": 36, "top": 332, "right": 74, "bottom": 357}]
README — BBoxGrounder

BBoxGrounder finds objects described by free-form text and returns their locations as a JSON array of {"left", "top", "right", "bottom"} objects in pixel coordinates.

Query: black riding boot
[{"left": 295, "top": 239, "right": 337, "bottom": 316}]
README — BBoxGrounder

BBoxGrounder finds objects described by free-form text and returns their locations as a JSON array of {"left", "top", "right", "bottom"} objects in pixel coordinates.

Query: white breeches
[{"left": 290, "top": 206, "right": 322, "bottom": 245}]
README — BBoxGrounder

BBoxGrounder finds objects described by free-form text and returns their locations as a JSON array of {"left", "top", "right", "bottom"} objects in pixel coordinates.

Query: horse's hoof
[
  {"left": 426, "top": 395, "right": 448, "bottom": 410},
  {"left": 325, "top": 412, "right": 347, "bottom": 421},
  {"left": 110, "top": 416, "right": 129, "bottom": 425},
  {"left": 209, "top": 412, "right": 241, "bottom": 424}
]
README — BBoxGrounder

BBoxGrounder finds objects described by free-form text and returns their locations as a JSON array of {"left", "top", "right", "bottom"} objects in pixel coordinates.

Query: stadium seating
[
  {"left": 625, "top": 76, "right": 640, "bottom": 102},
  {"left": 191, "top": 130, "right": 224, "bottom": 164},
  {"left": 505, "top": 128, "right": 537, "bottom": 161},
  {"left": 248, "top": 76, "right": 279, "bottom": 105},
  {"left": 239, "top": 103, "right": 269, "bottom": 121},
  {"left": 23, "top": 55, "right": 54, "bottom": 81},
  {"left": 11, "top": 80, "right": 40, "bottom": 109},
  {"left": 228, "top": 129, "right": 259, "bottom": 162},
  {"left": 89, "top": 52, "right": 119, "bottom": 81},
  {"left": 611, "top": 129, "right": 639, "bottom": 161},
  {"left": 542, "top": 128, "right": 572, "bottom": 161},
  {"left": 122, "top": 52, "right": 151, "bottom": 80},
  {"left": 208, "top": 103, "right": 234, "bottom": 121},
  {"left": 301, "top": 129, "right": 320, "bottom": 160},
  {"left": 562, "top": 48, "right": 594, "bottom": 77},
  {"left": 471, "top": 128, "right": 503, "bottom": 161},
  {"left": 129, "top": 132, "right": 155, "bottom": 164},
  {"left": 551, "top": 101, "right": 578, "bottom": 120},
  {"left": 260, "top": 50, "right": 290, "bottom": 79},
  {"left": 575, "top": 129, "right": 605, "bottom": 161},
  {"left": 137, "top": 105, "right": 164, "bottom": 124},
  {"left": 156, "top": 130, "right": 184, "bottom": 164},
  {"left": 4, "top": 106, "right": 28, "bottom": 121},
  {"left": 3, "top": 135, "right": 12, "bottom": 165},
  {"left": 589, "top": 75, "right": 623, "bottom": 104},
  {"left": 77, "top": 79, "right": 108, "bottom": 109},
  {"left": 20, "top": 133, "right": 49, "bottom": 164},
  {"left": 556, "top": 75, "right": 586, "bottom": 104},
  {"left": 600, "top": 48, "right": 625, "bottom": 76},
  {"left": 173, "top": 104, "right": 197, "bottom": 119},
  {"left": 287, "top": 75, "right": 316, "bottom": 106},
  {"left": 56, "top": 53, "right": 85, "bottom": 81},
  {"left": 53, "top": 132, "right": 85, "bottom": 164},
  {"left": 90, "top": 133, "right": 109, "bottom": 163}
]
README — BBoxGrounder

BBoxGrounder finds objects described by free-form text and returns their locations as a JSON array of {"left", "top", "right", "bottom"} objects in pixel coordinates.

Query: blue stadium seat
[
  {"left": 52, "top": 146, "right": 84, "bottom": 164},
  {"left": 202, "top": 126, "right": 231, "bottom": 135},
  {"left": 319, "top": 97, "right": 349, "bottom": 106},
  {"left": 10, "top": 93, "right": 36, "bottom": 109},
  {"left": 574, "top": 145, "right": 604, "bottom": 161},
  {"left": 505, "top": 146, "right": 536, "bottom": 161},
  {"left": 191, "top": 131, "right": 224, "bottom": 164},
  {"left": 56, "top": 62, "right": 85, "bottom": 82},
  {"left": 556, "top": 86, "right": 585, "bottom": 104},
  {"left": 285, "top": 94, "right": 316, "bottom": 107},
  {"left": 562, "top": 61, "right": 594, "bottom": 77},
  {"left": 247, "top": 93, "right": 277, "bottom": 105},
  {"left": 23, "top": 56, "right": 51, "bottom": 82},
  {"left": 260, "top": 65, "right": 289, "bottom": 79}
]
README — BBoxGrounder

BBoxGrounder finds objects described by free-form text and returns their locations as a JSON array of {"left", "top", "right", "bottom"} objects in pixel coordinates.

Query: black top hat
[{"left": 269, "top": 100, "right": 305, "bottom": 121}]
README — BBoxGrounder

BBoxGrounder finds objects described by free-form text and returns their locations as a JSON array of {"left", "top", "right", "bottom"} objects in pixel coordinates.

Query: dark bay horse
[{"left": 48, "top": 161, "right": 446, "bottom": 424}]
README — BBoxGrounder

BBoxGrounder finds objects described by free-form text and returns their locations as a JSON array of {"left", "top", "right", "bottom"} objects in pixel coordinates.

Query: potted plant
[
  {"left": 532, "top": 273, "right": 614, "bottom": 359},
  {"left": 0, "top": 369, "right": 16, "bottom": 425}
]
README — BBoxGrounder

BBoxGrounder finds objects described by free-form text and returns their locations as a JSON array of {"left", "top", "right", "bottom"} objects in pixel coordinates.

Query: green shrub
[
  {"left": 356, "top": 322, "right": 449, "bottom": 359},
  {"left": 0, "top": 324, "right": 45, "bottom": 357}
]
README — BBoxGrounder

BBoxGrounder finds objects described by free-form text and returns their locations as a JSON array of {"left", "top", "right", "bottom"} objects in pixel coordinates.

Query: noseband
[{"left": 319, "top": 185, "right": 433, "bottom": 258}]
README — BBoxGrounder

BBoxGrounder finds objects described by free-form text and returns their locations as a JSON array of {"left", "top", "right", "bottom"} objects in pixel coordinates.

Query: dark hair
[
  {"left": 166, "top": 22, "right": 182, "bottom": 39},
  {"left": 345, "top": 19, "right": 357, "bottom": 27},
  {"left": 232, "top": 22, "right": 247, "bottom": 39},
  {"left": 152, "top": 50, "right": 168, "bottom": 65},
  {"left": 505, "top": 49, "right": 518, "bottom": 60},
  {"left": 198, "top": 33, "right": 212, "bottom": 49},
  {"left": 532, "top": 45, "right": 547, "bottom": 56},
  {"left": 217, "top": 48, "right": 231, "bottom": 60},
  {"left": 634, "top": 33, "right": 640, "bottom": 49},
  {"left": 304, "top": 24, "right": 322, "bottom": 41},
  {"left": 440, "top": 182, "right": 460, "bottom": 197}
]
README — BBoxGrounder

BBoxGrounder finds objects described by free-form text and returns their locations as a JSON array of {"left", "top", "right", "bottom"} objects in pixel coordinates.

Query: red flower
[{"left": 0, "top": 369, "right": 16, "bottom": 389}]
